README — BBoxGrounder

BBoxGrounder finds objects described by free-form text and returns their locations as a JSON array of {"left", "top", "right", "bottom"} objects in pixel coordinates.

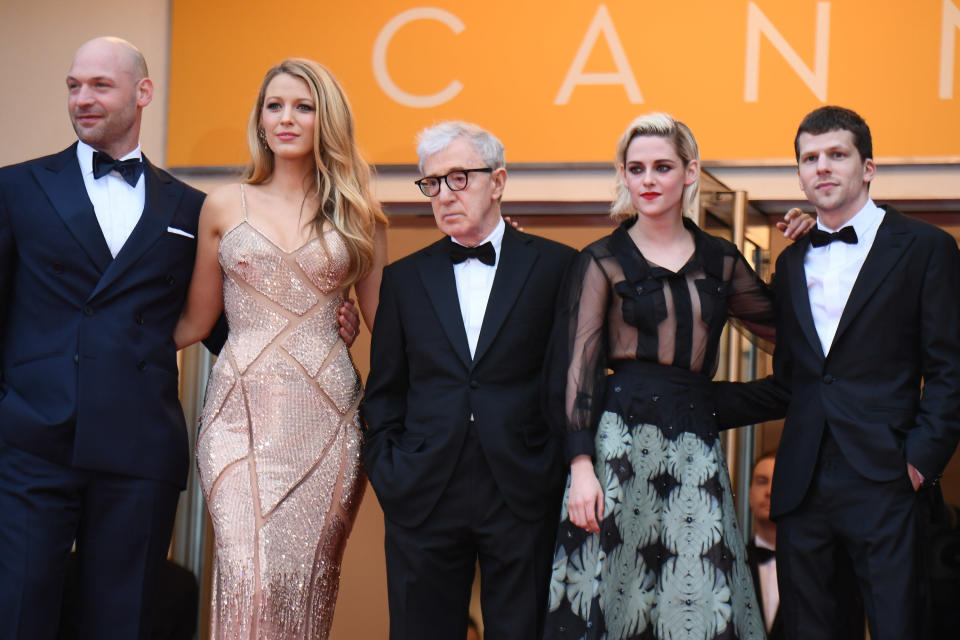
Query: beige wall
[{"left": 0, "top": 0, "right": 170, "bottom": 167}]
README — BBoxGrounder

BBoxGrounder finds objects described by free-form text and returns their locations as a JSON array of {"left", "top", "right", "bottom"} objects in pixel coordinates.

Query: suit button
[
  {"left": 165, "top": 275, "right": 176, "bottom": 285},
  {"left": 137, "top": 361, "right": 147, "bottom": 371},
  {"left": 135, "top": 312, "right": 144, "bottom": 325},
  {"left": 73, "top": 353, "right": 79, "bottom": 364},
  {"left": 823, "top": 374, "right": 834, "bottom": 384},
  {"left": 83, "top": 306, "right": 93, "bottom": 316},
  {"left": 469, "top": 380, "right": 479, "bottom": 389},
  {"left": 52, "top": 263, "right": 64, "bottom": 274}
]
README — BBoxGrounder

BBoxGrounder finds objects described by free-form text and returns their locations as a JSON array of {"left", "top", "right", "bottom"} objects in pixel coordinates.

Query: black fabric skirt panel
[{"left": 544, "top": 360, "right": 765, "bottom": 640}]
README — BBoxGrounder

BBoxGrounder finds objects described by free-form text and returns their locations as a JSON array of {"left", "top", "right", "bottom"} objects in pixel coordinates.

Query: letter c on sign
[{"left": 373, "top": 8, "right": 464, "bottom": 108}]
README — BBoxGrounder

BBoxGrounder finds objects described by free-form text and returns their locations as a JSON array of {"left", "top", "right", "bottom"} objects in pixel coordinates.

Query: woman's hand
[
  {"left": 776, "top": 207, "right": 816, "bottom": 240},
  {"left": 568, "top": 455, "right": 604, "bottom": 533}
]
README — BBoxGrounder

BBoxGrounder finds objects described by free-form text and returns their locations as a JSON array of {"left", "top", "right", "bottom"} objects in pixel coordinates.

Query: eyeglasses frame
[{"left": 414, "top": 168, "right": 494, "bottom": 197}]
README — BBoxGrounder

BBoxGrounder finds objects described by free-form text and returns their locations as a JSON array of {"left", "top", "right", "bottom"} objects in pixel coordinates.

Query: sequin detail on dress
[{"left": 197, "top": 186, "right": 363, "bottom": 639}]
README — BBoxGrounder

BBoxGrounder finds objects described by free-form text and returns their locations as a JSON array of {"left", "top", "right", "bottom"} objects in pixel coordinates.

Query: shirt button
[
  {"left": 823, "top": 374, "right": 834, "bottom": 384},
  {"left": 469, "top": 380, "right": 479, "bottom": 389},
  {"left": 83, "top": 306, "right": 93, "bottom": 316},
  {"left": 137, "top": 361, "right": 147, "bottom": 371}
]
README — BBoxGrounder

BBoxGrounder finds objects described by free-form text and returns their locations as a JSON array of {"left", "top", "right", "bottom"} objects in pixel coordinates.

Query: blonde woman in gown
[{"left": 175, "top": 59, "right": 386, "bottom": 639}]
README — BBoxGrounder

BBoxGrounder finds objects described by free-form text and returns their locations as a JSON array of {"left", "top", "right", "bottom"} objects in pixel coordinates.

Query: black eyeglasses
[{"left": 414, "top": 168, "right": 493, "bottom": 197}]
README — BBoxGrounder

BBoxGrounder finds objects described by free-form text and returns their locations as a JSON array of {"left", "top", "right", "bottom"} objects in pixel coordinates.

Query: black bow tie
[
  {"left": 809, "top": 225, "right": 858, "bottom": 248},
  {"left": 92, "top": 151, "right": 143, "bottom": 187},
  {"left": 754, "top": 546, "right": 775, "bottom": 564},
  {"left": 448, "top": 240, "right": 496, "bottom": 266}
]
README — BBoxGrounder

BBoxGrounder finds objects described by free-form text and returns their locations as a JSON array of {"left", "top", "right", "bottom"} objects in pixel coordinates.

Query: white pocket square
[{"left": 167, "top": 226, "right": 196, "bottom": 239}]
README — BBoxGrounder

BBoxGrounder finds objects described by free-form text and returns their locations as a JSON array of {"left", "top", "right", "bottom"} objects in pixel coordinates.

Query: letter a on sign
[{"left": 555, "top": 4, "right": 643, "bottom": 105}]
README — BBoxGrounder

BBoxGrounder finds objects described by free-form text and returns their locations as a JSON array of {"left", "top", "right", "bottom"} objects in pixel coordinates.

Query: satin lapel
[
  {"left": 784, "top": 239, "right": 825, "bottom": 359},
  {"left": 472, "top": 226, "right": 536, "bottom": 367},
  {"left": 417, "top": 241, "right": 472, "bottom": 367},
  {"left": 90, "top": 159, "right": 181, "bottom": 300},
  {"left": 832, "top": 210, "right": 912, "bottom": 348},
  {"left": 32, "top": 145, "right": 112, "bottom": 273}
]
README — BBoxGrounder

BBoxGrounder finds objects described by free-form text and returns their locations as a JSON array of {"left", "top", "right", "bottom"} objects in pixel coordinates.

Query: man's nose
[
  {"left": 74, "top": 85, "right": 95, "bottom": 106},
  {"left": 436, "top": 179, "right": 457, "bottom": 200}
]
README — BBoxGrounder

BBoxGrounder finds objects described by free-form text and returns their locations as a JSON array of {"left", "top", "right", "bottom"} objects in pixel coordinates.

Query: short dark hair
[
  {"left": 794, "top": 106, "right": 872, "bottom": 162},
  {"left": 752, "top": 449, "right": 777, "bottom": 476}
]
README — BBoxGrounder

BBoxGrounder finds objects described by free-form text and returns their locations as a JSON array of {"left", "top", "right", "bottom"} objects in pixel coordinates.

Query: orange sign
[{"left": 168, "top": 1, "right": 960, "bottom": 166}]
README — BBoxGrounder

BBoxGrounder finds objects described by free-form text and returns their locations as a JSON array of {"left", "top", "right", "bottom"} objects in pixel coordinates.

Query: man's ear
[
  {"left": 862, "top": 157, "right": 876, "bottom": 185},
  {"left": 490, "top": 167, "right": 507, "bottom": 200},
  {"left": 136, "top": 77, "right": 154, "bottom": 108}
]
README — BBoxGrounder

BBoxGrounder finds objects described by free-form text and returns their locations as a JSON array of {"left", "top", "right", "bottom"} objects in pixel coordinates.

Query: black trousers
[
  {"left": 0, "top": 444, "right": 180, "bottom": 640},
  {"left": 383, "top": 427, "right": 559, "bottom": 640},
  {"left": 777, "top": 430, "right": 919, "bottom": 640}
]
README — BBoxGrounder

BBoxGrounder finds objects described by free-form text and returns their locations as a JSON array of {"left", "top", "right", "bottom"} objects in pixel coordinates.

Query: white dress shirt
[
  {"left": 754, "top": 534, "right": 779, "bottom": 632},
  {"left": 804, "top": 200, "right": 885, "bottom": 355},
  {"left": 452, "top": 218, "right": 505, "bottom": 359},
  {"left": 77, "top": 140, "right": 146, "bottom": 258}
]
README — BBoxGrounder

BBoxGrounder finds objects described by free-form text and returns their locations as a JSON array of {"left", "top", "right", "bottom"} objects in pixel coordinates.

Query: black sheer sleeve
[
  {"left": 543, "top": 248, "right": 610, "bottom": 462},
  {"left": 726, "top": 249, "right": 776, "bottom": 349}
]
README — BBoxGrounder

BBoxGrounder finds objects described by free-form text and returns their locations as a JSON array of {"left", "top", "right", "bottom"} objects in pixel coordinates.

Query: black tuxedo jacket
[
  {"left": 716, "top": 207, "right": 960, "bottom": 518},
  {"left": 362, "top": 225, "right": 576, "bottom": 528},
  {"left": 745, "top": 541, "right": 784, "bottom": 640},
  {"left": 0, "top": 144, "right": 206, "bottom": 488}
]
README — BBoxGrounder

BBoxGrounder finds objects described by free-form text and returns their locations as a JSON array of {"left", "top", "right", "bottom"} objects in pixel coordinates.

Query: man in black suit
[
  {"left": 716, "top": 106, "right": 960, "bottom": 640},
  {"left": 363, "top": 121, "right": 576, "bottom": 639},
  {"left": 0, "top": 37, "right": 208, "bottom": 639}
]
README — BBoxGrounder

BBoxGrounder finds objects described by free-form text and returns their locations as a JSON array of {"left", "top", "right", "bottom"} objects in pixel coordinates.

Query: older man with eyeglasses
[{"left": 363, "top": 121, "right": 576, "bottom": 640}]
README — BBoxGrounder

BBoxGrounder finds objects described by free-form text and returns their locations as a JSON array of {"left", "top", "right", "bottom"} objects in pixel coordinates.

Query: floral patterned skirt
[{"left": 544, "top": 363, "right": 765, "bottom": 640}]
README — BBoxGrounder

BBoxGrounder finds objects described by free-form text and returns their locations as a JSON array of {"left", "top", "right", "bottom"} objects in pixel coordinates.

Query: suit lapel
[
  {"left": 472, "top": 226, "right": 536, "bottom": 366},
  {"left": 90, "top": 158, "right": 182, "bottom": 300},
  {"left": 417, "top": 240, "right": 472, "bottom": 367},
  {"left": 832, "top": 208, "right": 912, "bottom": 348},
  {"left": 32, "top": 144, "right": 112, "bottom": 273},
  {"left": 784, "top": 239, "right": 825, "bottom": 359}
]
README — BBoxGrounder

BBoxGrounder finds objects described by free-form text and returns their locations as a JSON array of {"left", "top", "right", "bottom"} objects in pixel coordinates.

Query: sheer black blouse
[{"left": 543, "top": 217, "right": 777, "bottom": 460}]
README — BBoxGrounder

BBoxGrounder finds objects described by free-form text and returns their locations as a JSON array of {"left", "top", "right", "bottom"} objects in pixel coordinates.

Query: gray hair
[
  {"left": 610, "top": 112, "right": 701, "bottom": 222},
  {"left": 416, "top": 121, "right": 505, "bottom": 174}
]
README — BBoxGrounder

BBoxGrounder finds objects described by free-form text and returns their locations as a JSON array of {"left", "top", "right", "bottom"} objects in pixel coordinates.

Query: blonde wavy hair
[
  {"left": 610, "top": 113, "right": 701, "bottom": 222},
  {"left": 245, "top": 58, "right": 386, "bottom": 288}
]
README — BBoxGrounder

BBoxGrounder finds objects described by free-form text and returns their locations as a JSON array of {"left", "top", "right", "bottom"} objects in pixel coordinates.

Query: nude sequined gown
[{"left": 197, "top": 186, "right": 364, "bottom": 639}]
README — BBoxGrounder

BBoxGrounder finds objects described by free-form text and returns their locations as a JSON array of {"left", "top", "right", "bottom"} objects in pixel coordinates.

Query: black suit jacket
[
  {"left": 716, "top": 207, "right": 960, "bottom": 518},
  {"left": 0, "top": 144, "right": 206, "bottom": 488},
  {"left": 362, "top": 225, "right": 576, "bottom": 528}
]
